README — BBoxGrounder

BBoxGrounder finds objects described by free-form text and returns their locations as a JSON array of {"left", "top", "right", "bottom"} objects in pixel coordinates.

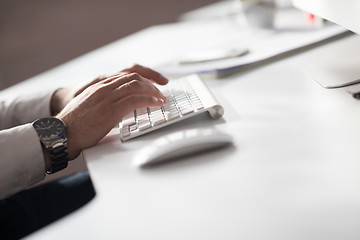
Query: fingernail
[{"left": 158, "top": 98, "right": 164, "bottom": 105}]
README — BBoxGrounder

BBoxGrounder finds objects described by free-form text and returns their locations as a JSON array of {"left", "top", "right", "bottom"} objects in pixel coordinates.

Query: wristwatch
[{"left": 32, "top": 117, "right": 69, "bottom": 174}]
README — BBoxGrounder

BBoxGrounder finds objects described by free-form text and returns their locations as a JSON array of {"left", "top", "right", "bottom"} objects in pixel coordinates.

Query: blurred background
[{"left": 0, "top": 0, "right": 218, "bottom": 90}]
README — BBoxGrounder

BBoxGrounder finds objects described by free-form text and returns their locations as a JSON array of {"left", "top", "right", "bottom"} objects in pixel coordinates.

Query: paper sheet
[{"left": 155, "top": 8, "right": 349, "bottom": 77}]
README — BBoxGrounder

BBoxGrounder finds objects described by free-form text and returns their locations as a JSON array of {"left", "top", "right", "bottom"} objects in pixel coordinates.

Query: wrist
[
  {"left": 50, "top": 88, "right": 72, "bottom": 116},
  {"left": 56, "top": 115, "right": 81, "bottom": 161},
  {"left": 33, "top": 117, "right": 69, "bottom": 174}
]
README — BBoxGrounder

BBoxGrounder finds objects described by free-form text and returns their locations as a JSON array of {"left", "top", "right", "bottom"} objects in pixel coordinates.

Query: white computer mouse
[{"left": 132, "top": 128, "right": 233, "bottom": 168}]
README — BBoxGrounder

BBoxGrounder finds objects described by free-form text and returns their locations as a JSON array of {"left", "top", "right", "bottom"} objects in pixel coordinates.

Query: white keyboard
[{"left": 119, "top": 75, "right": 224, "bottom": 141}]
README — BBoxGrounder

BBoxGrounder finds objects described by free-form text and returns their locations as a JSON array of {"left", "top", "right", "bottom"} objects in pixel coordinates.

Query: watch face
[{"left": 33, "top": 118, "right": 66, "bottom": 139}]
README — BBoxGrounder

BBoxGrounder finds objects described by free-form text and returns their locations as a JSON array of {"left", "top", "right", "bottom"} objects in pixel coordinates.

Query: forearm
[{"left": 50, "top": 88, "right": 74, "bottom": 116}]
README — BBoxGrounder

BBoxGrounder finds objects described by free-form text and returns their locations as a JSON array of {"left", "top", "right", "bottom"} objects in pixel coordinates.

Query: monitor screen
[{"left": 292, "top": 0, "right": 360, "bottom": 35}]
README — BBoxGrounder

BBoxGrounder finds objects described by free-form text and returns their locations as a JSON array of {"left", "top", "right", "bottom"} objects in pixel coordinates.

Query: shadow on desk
[
  {"left": 31, "top": 153, "right": 88, "bottom": 187},
  {"left": 2, "top": 171, "right": 95, "bottom": 239}
]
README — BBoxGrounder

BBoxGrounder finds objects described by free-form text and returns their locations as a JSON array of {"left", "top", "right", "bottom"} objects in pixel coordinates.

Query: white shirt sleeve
[
  {"left": 0, "top": 90, "right": 55, "bottom": 199},
  {"left": 0, "top": 124, "right": 45, "bottom": 199},
  {"left": 0, "top": 90, "right": 54, "bottom": 130}
]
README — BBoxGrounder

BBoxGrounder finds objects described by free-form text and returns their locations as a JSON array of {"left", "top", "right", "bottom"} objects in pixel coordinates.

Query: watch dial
[{"left": 33, "top": 118, "right": 65, "bottom": 138}]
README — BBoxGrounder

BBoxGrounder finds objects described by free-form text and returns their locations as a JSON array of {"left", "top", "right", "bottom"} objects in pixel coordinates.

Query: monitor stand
[{"left": 305, "top": 34, "right": 360, "bottom": 95}]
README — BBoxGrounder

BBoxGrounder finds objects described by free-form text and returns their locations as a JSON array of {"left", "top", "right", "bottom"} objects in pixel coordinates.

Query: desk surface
[{"left": 16, "top": 15, "right": 360, "bottom": 240}]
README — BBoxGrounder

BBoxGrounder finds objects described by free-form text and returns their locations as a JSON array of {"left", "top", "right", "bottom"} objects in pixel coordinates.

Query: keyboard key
[
  {"left": 152, "top": 117, "right": 166, "bottom": 126},
  {"left": 122, "top": 111, "right": 136, "bottom": 126},
  {"left": 164, "top": 111, "right": 180, "bottom": 121},
  {"left": 136, "top": 108, "right": 149, "bottom": 118},
  {"left": 129, "top": 124, "right": 137, "bottom": 132},
  {"left": 149, "top": 109, "right": 166, "bottom": 126},
  {"left": 179, "top": 106, "right": 194, "bottom": 115},
  {"left": 138, "top": 119, "right": 151, "bottom": 131},
  {"left": 190, "top": 98, "right": 204, "bottom": 110},
  {"left": 121, "top": 126, "right": 130, "bottom": 137},
  {"left": 176, "top": 100, "right": 194, "bottom": 115}
]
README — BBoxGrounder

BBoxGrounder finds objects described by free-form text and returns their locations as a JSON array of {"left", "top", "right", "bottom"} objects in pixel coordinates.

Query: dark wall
[{"left": 0, "top": 0, "right": 218, "bottom": 90}]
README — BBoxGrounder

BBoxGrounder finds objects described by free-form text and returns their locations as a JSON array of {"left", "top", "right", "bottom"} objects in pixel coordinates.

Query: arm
[
  {"left": 0, "top": 64, "right": 168, "bottom": 199},
  {"left": 0, "top": 90, "right": 53, "bottom": 199},
  {"left": 0, "top": 90, "right": 54, "bottom": 130},
  {"left": 55, "top": 64, "right": 168, "bottom": 161},
  {"left": 0, "top": 125, "right": 45, "bottom": 199}
]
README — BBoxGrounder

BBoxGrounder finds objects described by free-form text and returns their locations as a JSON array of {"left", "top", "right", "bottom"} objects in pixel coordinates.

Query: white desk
[{"left": 10, "top": 13, "right": 360, "bottom": 240}]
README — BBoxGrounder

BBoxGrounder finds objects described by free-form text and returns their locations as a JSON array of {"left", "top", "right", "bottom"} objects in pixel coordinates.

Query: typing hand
[
  {"left": 55, "top": 65, "right": 168, "bottom": 160},
  {"left": 50, "top": 64, "right": 168, "bottom": 115}
]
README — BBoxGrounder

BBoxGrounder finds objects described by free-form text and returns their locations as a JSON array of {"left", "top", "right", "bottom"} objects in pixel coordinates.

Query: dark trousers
[{"left": 0, "top": 171, "right": 96, "bottom": 239}]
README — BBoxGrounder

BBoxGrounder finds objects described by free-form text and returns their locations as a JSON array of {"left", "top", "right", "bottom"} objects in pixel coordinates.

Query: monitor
[
  {"left": 292, "top": 0, "right": 360, "bottom": 35},
  {"left": 292, "top": 0, "right": 360, "bottom": 95}
]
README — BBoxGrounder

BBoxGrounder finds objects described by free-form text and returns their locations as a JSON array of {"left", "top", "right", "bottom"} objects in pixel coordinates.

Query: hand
[
  {"left": 50, "top": 64, "right": 168, "bottom": 115},
  {"left": 55, "top": 65, "right": 168, "bottom": 160}
]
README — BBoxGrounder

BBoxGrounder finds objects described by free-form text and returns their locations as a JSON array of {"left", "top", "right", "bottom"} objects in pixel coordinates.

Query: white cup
[{"left": 241, "top": 0, "right": 276, "bottom": 29}]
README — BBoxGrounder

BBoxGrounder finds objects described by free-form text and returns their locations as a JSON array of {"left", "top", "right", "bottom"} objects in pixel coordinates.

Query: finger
[
  {"left": 121, "top": 64, "right": 168, "bottom": 85},
  {"left": 73, "top": 74, "right": 119, "bottom": 97},
  {"left": 105, "top": 73, "right": 166, "bottom": 100},
  {"left": 103, "top": 72, "right": 147, "bottom": 90},
  {"left": 112, "top": 79, "right": 166, "bottom": 102},
  {"left": 101, "top": 73, "right": 127, "bottom": 84},
  {"left": 113, "top": 94, "right": 164, "bottom": 118}
]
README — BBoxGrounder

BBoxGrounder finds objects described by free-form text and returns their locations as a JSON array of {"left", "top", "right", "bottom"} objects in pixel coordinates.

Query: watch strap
[{"left": 47, "top": 143, "right": 69, "bottom": 174}]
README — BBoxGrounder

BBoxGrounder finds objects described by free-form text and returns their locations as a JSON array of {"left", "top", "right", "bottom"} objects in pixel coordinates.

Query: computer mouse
[{"left": 132, "top": 128, "right": 233, "bottom": 168}]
